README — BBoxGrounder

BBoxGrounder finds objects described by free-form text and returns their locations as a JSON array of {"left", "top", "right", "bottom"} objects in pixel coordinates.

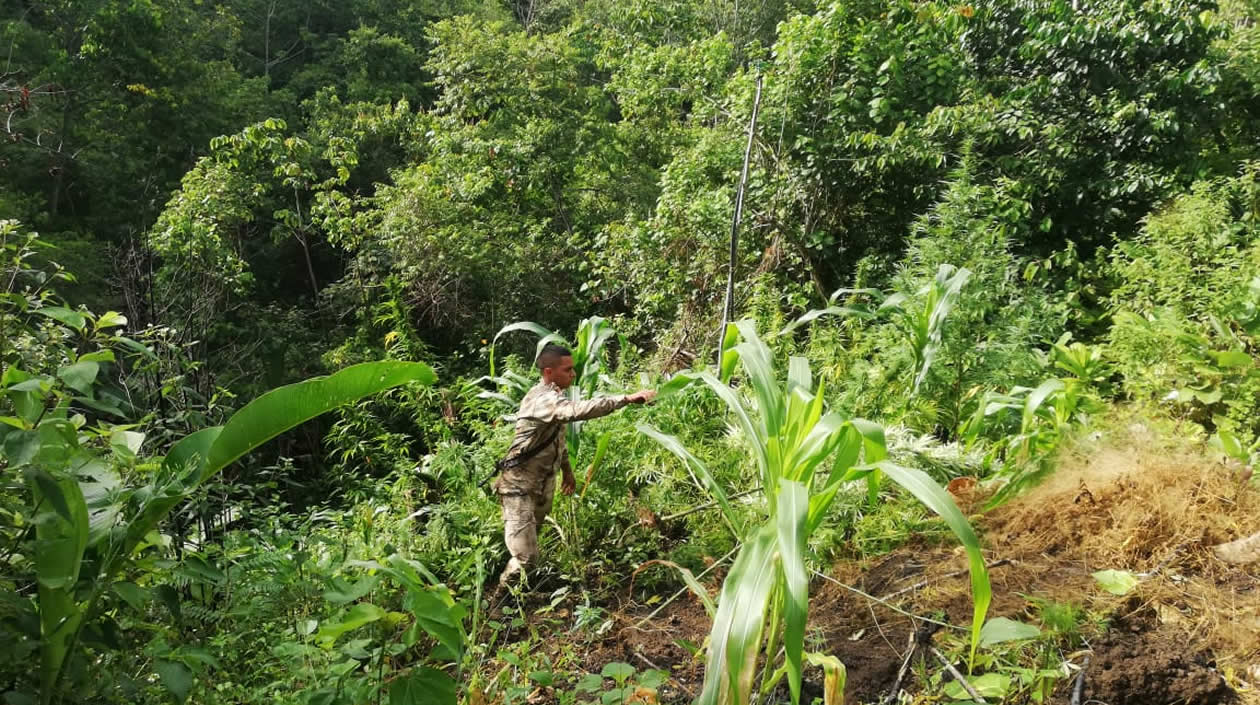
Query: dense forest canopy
[{"left": 3, "top": 0, "right": 1260, "bottom": 703}]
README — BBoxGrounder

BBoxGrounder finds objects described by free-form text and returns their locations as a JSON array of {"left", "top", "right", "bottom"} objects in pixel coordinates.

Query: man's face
[{"left": 546, "top": 356, "right": 577, "bottom": 389}]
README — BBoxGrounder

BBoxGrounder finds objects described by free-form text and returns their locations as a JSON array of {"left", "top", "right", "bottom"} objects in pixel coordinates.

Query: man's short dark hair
[{"left": 537, "top": 343, "right": 572, "bottom": 371}]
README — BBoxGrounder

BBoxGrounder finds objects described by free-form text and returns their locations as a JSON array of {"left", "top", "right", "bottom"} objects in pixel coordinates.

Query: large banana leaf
[
  {"left": 29, "top": 469, "right": 89, "bottom": 705},
  {"left": 50, "top": 361, "right": 435, "bottom": 703}
]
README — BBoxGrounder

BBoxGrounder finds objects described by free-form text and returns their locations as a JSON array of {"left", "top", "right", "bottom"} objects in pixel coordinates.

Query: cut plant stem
[
  {"left": 1071, "top": 655, "right": 1091, "bottom": 705},
  {"left": 662, "top": 486, "right": 764, "bottom": 522},
  {"left": 812, "top": 570, "right": 965, "bottom": 633},
  {"left": 931, "top": 646, "right": 986, "bottom": 703},
  {"left": 878, "top": 559, "right": 1012, "bottom": 601}
]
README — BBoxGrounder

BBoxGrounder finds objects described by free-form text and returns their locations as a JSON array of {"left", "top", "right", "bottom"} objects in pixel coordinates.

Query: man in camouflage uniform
[{"left": 493, "top": 343, "right": 656, "bottom": 587}]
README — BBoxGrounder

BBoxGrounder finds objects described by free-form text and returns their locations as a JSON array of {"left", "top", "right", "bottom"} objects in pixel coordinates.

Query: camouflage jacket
[{"left": 493, "top": 381, "right": 629, "bottom": 496}]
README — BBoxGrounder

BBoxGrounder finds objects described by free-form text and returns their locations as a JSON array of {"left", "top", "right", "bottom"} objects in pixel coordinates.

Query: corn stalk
[{"left": 641, "top": 321, "right": 990, "bottom": 705}]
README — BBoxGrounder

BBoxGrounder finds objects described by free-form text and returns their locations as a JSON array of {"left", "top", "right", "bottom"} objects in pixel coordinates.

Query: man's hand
[
  {"left": 625, "top": 389, "right": 658, "bottom": 405},
  {"left": 561, "top": 470, "right": 577, "bottom": 495}
]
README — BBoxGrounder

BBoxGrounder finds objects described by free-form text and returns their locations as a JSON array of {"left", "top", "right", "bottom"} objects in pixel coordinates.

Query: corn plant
[
  {"left": 485, "top": 316, "right": 620, "bottom": 470},
  {"left": 640, "top": 321, "right": 991, "bottom": 705},
  {"left": 780, "top": 264, "right": 972, "bottom": 394}
]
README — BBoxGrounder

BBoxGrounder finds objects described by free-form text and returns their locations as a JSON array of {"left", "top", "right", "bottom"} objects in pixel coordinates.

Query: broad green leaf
[
  {"left": 110, "top": 363, "right": 434, "bottom": 584},
  {"left": 316, "top": 603, "right": 386, "bottom": 646},
  {"left": 601, "top": 662, "right": 635, "bottom": 685},
  {"left": 1213, "top": 350, "right": 1252, "bottom": 369},
  {"left": 28, "top": 469, "right": 73, "bottom": 524},
  {"left": 34, "top": 307, "right": 86, "bottom": 331},
  {"left": 528, "top": 671, "right": 554, "bottom": 686},
  {"left": 109, "top": 431, "right": 144, "bottom": 455},
  {"left": 5, "top": 431, "right": 41, "bottom": 466},
  {"left": 112, "top": 582, "right": 149, "bottom": 611},
  {"left": 943, "top": 672, "right": 1010, "bottom": 700},
  {"left": 78, "top": 350, "right": 115, "bottom": 363},
  {"left": 979, "top": 617, "right": 1041, "bottom": 646},
  {"left": 155, "top": 660, "right": 193, "bottom": 703},
  {"left": 29, "top": 469, "right": 89, "bottom": 705},
  {"left": 204, "top": 362, "right": 436, "bottom": 480},
  {"left": 94, "top": 311, "right": 127, "bottom": 330},
  {"left": 323, "top": 576, "right": 379, "bottom": 604},
  {"left": 638, "top": 669, "right": 668, "bottom": 688},
  {"left": 1092, "top": 569, "right": 1139, "bottom": 596},
  {"left": 180, "top": 555, "right": 225, "bottom": 584},
  {"left": 72, "top": 395, "right": 126, "bottom": 418},
  {"left": 576, "top": 673, "right": 604, "bottom": 693},
  {"left": 403, "top": 588, "right": 464, "bottom": 662},
  {"left": 388, "top": 667, "right": 457, "bottom": 705},
  {"left": 1210, "top": 430, "right": 1247, "bottom": 462}
]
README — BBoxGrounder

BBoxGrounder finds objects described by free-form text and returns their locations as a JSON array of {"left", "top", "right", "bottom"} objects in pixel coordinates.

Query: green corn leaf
[
  {"left": 776, "top": 305, "right": 874, "bottom": 337},
  {"left": 777, "top": 479, "right": 810, "bottom": 705},
  {"left": 720, "top": 323, "right": 740, "bottom": 382},
  {"left": 848, "top": 418, "right": 887, "bottom": 506},
  {"left": 490, "top": 320, "right": 557, "bottom": 377},
  {"left": 1022, "top": 379, "right": 1064, "bottom": 433},
  {"left": 874, "top": 461, "right": 990, "bottom": 666},
  {"left": 733, "top": 320, "right": 784, "bottom": 438},
  {"left": 692, "top": 370, "right": 768, "bottom": 484},
  {"left": 637, "top": 423, "right": 738, "bottom": 534},
  {"left": 697, "top": 522, "right": 779, "bottom": 705}
]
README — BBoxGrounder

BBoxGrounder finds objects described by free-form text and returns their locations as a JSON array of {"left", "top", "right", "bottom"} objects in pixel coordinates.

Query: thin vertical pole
[{"left": 719, "top": 73, "right": 764, "bottom": 365}]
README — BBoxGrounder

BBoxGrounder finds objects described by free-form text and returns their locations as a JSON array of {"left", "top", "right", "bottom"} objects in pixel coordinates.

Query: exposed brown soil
[
  {"left": 1085, "top": 617, "right": 1236, "bottom": 705},
  {"left": 501, "top": 424, "right": 1260, "bottom": 704}
]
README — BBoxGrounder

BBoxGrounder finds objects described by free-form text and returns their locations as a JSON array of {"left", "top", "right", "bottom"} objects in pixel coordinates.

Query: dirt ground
[{"left": 520, "top": 427, "right": 1260, "bottom": 704}]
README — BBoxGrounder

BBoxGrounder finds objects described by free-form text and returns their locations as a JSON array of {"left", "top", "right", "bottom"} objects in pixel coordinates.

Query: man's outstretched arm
[{"left": 531, "top": 389, "right": 657, "bottom": 424}]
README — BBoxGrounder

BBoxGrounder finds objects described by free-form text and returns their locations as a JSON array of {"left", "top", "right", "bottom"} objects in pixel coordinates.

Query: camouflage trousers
[{"left": 498, "top": 473, "right": 555, "bottom": 586}]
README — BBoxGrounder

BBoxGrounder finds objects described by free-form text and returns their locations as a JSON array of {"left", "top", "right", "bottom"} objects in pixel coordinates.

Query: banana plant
[
  {"left": 640, "top": 321, "right": 990, "bottom": 705},
  {"left": 6, "top": 360, "right": 436, "bottom": 704}
]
